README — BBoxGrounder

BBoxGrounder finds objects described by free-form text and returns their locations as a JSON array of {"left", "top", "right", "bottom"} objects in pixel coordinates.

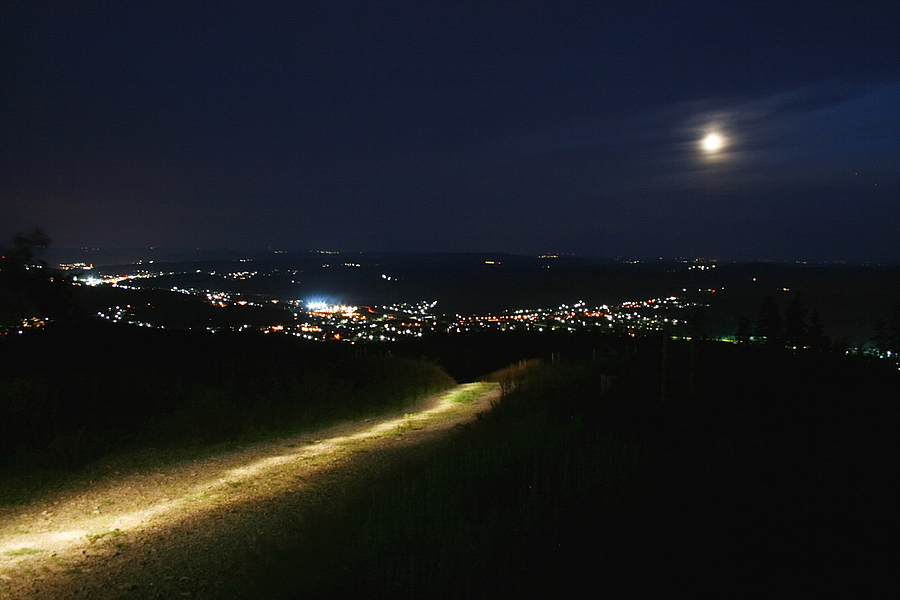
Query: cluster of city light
[
  {"left": 94, "top": 304, "right": 158, "bottom": 328},
  {"left": 620, "top": 296, "right": 681, "bottom": 309},
  {"left": 75, "top": 254, "right": 706, "bottom": 341},
  {"left": 448, "top": 297, "right": 696, "bottom": 334},
  {"left": 20, "top": 259, "right": 896, "bottom": 369},
  {"left": 82, "top": 274, "right": 130, "bottom": 286},
  {"left": 306, "top": 303, "right": 359, "bottom": 317},
  {"left": 205, "top": 291, "right": 230, "bottom": 307},
  {"left": 382, "top": 301, "right": 438, "bottom": 315},
  {"left": 86, "top": 283, "right": 702, "bottom": 340},
  {"left": 78, "top": 270, "right": 173, "bottom": 286},
  {"left": 284, "top": 302, "right": 433, "bottom": 342},
  {"left": 96, "top": 305, "right": 129, "bottom": 322},
  {"left": 0, "top": 317, "right": 48, "bottom": 335},
  {"left": 225, "top": 270, "right": 258, "bottom": 280}
]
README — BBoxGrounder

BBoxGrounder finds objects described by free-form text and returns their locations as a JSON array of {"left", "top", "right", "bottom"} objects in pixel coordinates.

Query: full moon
[{"left": 701, "top": 132, "right": 724, "bottom": 152}]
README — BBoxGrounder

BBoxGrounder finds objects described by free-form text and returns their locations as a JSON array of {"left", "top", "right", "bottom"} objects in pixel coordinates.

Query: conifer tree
[
  {"left": 806, "top": 308, "right": 829, "bottom": 351},
  {"left": 0, "top": 228, "right": 76, "bottom": 327},
  {"left": 755, "top": 296, "right": 783, "bottom": 344},
  {"left": 735, "top": 316, "right": 752, "bottom": 343},
  {"left": 874, "top": 304, "right": 900, "bottom": 359},
  {"left": 784, "top": 291, "right": 807, "bottom": 349},
  {"left": 889, "top": 304, "right": 900, "bottom": 356}
]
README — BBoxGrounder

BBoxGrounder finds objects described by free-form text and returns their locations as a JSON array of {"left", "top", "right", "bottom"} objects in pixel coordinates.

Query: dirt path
[{"left": 0, "top": 382, "right": 499, "bottom": 599}]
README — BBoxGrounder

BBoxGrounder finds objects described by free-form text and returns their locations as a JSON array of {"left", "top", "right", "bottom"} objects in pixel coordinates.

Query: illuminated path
[{"left": 0, "top": 382, "right": 500, "bottom": 599}]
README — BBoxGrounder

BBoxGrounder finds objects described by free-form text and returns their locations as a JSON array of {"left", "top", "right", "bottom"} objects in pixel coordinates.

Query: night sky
[{"left": 2, "top": 1, "right": 899, "bottom": 262}]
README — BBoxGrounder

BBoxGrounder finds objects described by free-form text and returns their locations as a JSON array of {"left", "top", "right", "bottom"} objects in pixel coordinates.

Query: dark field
[
  {"left": 237, "top": 337, "right": 899, "bottom": 598},
  {"left": 1, "top": 313, "right": 898, "bottom": 597}
]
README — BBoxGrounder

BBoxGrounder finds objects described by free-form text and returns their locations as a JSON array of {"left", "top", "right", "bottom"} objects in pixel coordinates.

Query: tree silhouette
[
  {"left": 734, "top": 315, "right": 752, "bottom": 343},
  {"left": 784, "top": 291, "right": 807, "bottom": 349},
  {"left": 0, "top": 228, "right": 76, "bottom": 327},
  {"left": 805, "top": 308, "right": 829, "bottom": 351},
  {"left": 873, "top": 304, "right": 900, "bottom": 360},
  {"left": 754, "top": 296, "right": 783, "bottom": 344},
  {"left": 890, "top": 305, "right": 900, "bottom": 354}
]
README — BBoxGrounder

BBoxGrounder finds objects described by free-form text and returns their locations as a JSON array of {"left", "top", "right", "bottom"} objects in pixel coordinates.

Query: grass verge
[{"left": 239, "top": 342, "right": 900, "bottom": 598}]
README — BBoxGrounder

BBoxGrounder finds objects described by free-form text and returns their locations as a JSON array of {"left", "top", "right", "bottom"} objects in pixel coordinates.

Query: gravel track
[{"left": 0, "top": 383, "right": 499, "bottom": 599}]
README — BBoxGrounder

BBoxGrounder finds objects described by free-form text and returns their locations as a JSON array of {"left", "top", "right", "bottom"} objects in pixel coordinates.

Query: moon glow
[{"left": 701, "top": 132, "right": 724, "bottom": 152}]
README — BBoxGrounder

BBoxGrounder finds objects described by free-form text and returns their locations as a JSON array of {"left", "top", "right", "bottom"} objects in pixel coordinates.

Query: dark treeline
[
  {"left": 386, "top": 329, "right": 616, "bottom": 382},
  {"left": 243, "top": 337, "right": 900, "bottom": 598},
  {"left": 0, "top": 321, "right": 454, "bottom": 474},
  {"left": 0, "top": 228, "right": 78, "bottom": 328},
  {"left": 733, "top": 291, "right": 830, "bottom": 350},
  {"left": 872, "top": 302, "right": 900, "bottom": 361}
]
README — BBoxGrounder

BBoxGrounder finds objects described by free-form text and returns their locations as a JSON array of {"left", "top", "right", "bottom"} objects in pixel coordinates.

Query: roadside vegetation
[
  {"left": 242, "top": 336, "right": 900, "bottom": 598},
  {"left": 0, "top": 321, "right": 454, "bottom": 482},
  {"left": 2, "top": 314, "right": 897, "bottom": 596}
]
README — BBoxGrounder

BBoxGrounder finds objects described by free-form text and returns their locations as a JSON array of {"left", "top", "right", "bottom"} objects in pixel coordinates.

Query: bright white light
[{"left": 701, "top": 132, "right": 725, "bottom": 152}]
